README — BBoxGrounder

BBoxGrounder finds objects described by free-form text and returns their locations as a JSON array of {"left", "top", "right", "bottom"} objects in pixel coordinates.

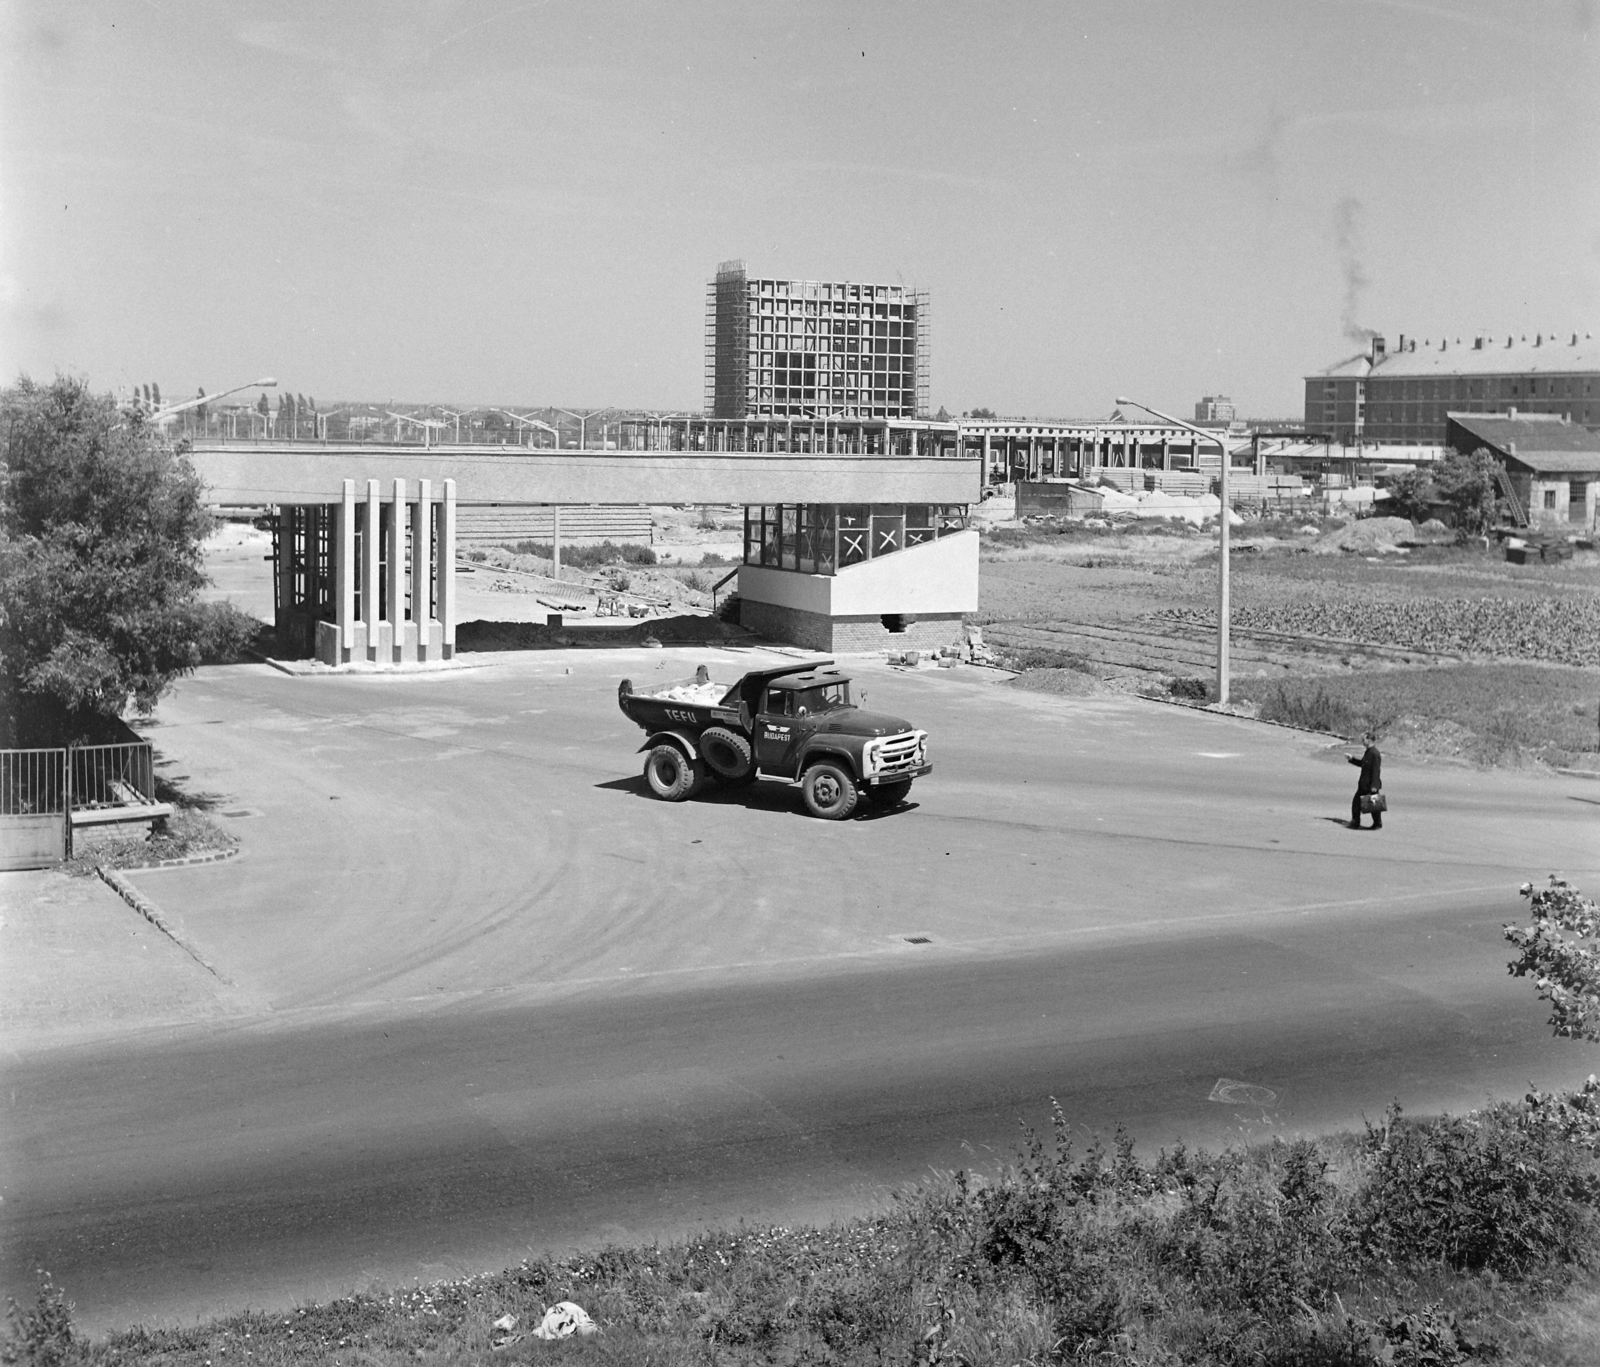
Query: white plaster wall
[{"left": 737, "top": 529, "right": 979, "bottom": 616}]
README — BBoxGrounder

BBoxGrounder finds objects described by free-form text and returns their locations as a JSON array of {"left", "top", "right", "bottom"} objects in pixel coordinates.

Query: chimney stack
[{"left": 1371, "top": 335, "right": 1387, "bottom": 362}]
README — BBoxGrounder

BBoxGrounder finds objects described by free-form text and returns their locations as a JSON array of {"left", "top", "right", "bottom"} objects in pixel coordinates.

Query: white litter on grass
[
  {"left": 652, "top": 681, "right": 727, "bottom": 704},
  {"left": 1209, "top": 1078, "right": 1279, "bottom": 1107},
  {"left": 532, "top": 1302, "right": 599, "bottom": 1339}
]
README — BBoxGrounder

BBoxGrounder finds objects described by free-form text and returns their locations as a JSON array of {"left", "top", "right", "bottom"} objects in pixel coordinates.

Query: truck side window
[{"left": 764, "top": 690, "right": 789, "bottom": 717}]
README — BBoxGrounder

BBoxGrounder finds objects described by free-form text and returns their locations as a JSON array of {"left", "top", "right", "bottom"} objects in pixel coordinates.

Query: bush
[
  {"left": 995, "top": 645, "right": 1096, "bottom": 674},
  {"left": 1353, "top": 1103, "right": 1600, "bottom": 1276},
  {"left": 1169, "top": 676, "right": 1210, "bottom": 701}
]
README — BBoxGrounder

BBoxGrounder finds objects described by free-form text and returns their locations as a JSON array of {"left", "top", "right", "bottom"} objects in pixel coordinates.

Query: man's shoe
[{"left": 1371, "top": 822, "right": 1383, "bottom": 830}]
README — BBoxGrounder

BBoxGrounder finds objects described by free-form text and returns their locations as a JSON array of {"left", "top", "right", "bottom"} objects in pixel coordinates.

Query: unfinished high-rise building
[{"left": 705, "top": 261, "right": 930, "bottom": 421}]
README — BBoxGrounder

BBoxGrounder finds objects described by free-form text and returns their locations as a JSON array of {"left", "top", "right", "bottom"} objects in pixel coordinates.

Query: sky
[{"left": 2, "top": 0, "right": 1596, "bottom": 419}]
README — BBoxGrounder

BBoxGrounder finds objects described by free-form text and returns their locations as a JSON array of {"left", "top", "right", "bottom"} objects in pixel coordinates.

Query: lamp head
[{"left": 255, "top": 377, "right": 279, "bottom": 388}]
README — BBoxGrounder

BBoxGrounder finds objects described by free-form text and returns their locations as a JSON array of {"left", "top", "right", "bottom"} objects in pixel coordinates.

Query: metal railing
[
  {"left": 0, "top": 748, "right": 67, "bottom": 816},
  {"left": 70, "top": 742, "right": 156, "bottom": 809}
]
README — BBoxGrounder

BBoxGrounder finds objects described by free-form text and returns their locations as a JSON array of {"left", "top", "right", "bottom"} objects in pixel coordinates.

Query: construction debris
[{"left": 531, "top": 1302, "right": 599, "bottom": 1340}]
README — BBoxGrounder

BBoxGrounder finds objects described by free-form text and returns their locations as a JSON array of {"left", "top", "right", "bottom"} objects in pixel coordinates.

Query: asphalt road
[{"left": 5, "top": 648, "right": 1598, "bottom": 1333}]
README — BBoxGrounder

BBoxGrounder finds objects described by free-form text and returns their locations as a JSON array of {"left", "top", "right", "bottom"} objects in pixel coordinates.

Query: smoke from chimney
[{"left": 1335, "top": 196, "right": 1378, "bottom": 347}]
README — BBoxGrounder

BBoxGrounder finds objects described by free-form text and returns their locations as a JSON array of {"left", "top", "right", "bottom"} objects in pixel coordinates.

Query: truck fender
[
  {"left": 797, "top": 743, "right": 860, "bottom": 781},
  {"left": 639, "top": 729, "right": 699, "bottom": 761}
]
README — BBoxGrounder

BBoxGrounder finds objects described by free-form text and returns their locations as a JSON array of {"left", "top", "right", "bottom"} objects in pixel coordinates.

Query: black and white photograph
[{"left": 3, "top": 2, "right": 1599, "bottom": 1361}]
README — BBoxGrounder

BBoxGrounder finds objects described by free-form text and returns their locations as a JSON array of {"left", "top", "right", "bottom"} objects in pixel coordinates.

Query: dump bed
[{"left": 617, "top": 675, "right": 742, "bottom": 734}]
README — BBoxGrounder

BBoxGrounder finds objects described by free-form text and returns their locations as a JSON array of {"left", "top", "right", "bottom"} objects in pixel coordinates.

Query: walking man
[{"left": 1348, "top": 730, "right": 1383, "bottom": 830}]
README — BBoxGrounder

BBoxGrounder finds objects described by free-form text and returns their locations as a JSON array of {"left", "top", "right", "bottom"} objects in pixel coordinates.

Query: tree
[
  {"left": 1505, "top": 876, "right": 1600, "bottom": 1148},
  {"left": 970, "top": 407, "right": 997, "bottom": 420},
  {"left": 1433, "top": 447, "right": 1502, "bottom": 537},
  {"left": 1384, "top": 467, "right": 1433, "bottom": 524},
  {"left": 0, "top": 373, "right": 253, "bottom": 729}
]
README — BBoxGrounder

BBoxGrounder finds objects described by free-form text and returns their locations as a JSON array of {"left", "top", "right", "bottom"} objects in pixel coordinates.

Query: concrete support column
[
  {"left": 552, "top": 505, "right": 562, "bottom": 581},
  {"left": 412, "top": 478, "right": 433, "bottom": 659},
  {"left": 362, "top": 480, "right": 380, "bottom": 659},
  {"left": 982, "top": 432, "right": 991, "bottom": 481},
  {"left": 387, "top": 479, "right": 406, "bottom": 663},
  {"left": 437, "top": 479, "right": 456, "bottom": 659},
  {"left": 275, "top": 504, "right": 295, "bottom": 634},
  {"left": 335, "top": 480, "right": 356, "bottom": 663}
]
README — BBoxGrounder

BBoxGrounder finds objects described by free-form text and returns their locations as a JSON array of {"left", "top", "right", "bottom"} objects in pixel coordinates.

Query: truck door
[{"left": 754, "top": 688, "right": 798, "bottom": 774}]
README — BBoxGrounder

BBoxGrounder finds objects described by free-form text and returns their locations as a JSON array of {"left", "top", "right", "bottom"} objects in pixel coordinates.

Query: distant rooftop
[{"left": 1312, "top": 332, "right": 1599, "bottom": 379}]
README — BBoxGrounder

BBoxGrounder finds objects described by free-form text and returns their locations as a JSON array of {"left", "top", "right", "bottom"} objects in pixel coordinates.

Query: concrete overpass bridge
[{"left": 186, "top": 422, "right": 982, "bottom": 664}]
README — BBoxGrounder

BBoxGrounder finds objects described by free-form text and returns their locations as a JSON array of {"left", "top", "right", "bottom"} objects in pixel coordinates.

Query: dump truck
[{"left": 617, "top": 659, "right": 929, "bottom": 819}]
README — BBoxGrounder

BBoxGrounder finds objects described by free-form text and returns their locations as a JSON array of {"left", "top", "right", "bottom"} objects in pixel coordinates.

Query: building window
[{"left": 1544, "top": 489, "right": 1558, "bottom": 510}]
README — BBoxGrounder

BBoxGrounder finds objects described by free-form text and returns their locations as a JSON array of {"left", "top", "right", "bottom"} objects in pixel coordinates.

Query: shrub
[
  {"left": 678, "top": 570, "right": 710, "bottom": 593},
  {"left": 1168, "top": 676, "right": 1210, "bottom": 701},
  {"left": 1352, "top": 1103, "right": 1600, "bottom": 1276},
  {"left": 996, "top": 645, "right": 1096, "bottom": 674}
]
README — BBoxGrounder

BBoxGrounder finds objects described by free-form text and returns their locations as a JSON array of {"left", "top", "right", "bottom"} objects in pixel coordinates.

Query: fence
[
  {"left": 0, "top": 740, "right": 165, "bottom": 870},
  {"left": 71, "top": 743, "right": 156, "bottom": 809},
  {"left": 0, "top": 748, "right": 68, "bottom": 871}
]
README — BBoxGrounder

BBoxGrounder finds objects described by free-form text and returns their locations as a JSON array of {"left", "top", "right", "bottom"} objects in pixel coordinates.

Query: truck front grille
[{"left": 871, "top": 731, "right": 926, "bottom": 777}]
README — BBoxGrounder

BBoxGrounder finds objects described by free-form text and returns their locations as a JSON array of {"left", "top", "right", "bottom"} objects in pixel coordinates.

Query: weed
[
  {"left": 995, "top": 645, "right": 1097, "bottom": 674},
  {"left": 1169, "top": 676, "right": 1210, "bottom": 702},
  {"left": 3, "top": 1271, "right": 74, "bottom": 1367},
  {"left": 1257, "top": 683, "right": 1362, "bottom": 736},
  {"left": 1353, "top": 1103, "right": 1600, "bottom": 1277},
  {"left": 698, "top": 550, "right": 734, "bottom": 567}
]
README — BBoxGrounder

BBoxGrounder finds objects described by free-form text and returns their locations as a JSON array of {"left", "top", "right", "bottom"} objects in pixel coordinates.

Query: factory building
[
  {"left": 1305, "top": 332, "right": 1600, "bottom": 445},
  {"left": 705, "top": 260, "right": 929, "bottom": 421}
]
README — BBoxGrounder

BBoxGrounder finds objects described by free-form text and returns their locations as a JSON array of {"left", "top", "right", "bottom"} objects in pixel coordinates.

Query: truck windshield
[{"left": 790, "top": 682, "right": 850, "bottom": 716}]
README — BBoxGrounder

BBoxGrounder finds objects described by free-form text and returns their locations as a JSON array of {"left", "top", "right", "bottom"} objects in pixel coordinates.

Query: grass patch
[
  {"left": 1232, "top": 665, "right": 1600, "bottom": 764},
  {"left": 993, "top": 644, "right": 1098, "bottom": 674},
  {"left": 20, "top": 1102, "right": 1600, "bottom": 1366}
]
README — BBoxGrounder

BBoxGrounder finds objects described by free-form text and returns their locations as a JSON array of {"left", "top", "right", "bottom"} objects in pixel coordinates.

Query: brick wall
[{"left": 739, "top": 600, "right": 963, "bottom": 652}]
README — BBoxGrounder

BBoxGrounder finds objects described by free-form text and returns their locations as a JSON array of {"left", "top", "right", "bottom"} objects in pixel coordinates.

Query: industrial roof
[
  {"left": 1448, "top": 413, "right": 1600, "bottom": 473},
  {"left": 1312, "top": 334, "right": 1600, "bottom": 379}
]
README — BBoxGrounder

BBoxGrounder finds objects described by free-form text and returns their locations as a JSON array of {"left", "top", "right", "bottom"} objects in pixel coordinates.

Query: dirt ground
[{"left": 974, "top": 522, "right": 1600, "bottom": 771}]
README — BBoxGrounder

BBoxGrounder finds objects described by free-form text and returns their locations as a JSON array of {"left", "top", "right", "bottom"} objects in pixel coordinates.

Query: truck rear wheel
[
  {"left": 700, "top": 726, "right": 754, "bottom": 780},
  {"left": 864, "top": 779, "right": 913, "bottom": 808},
  {"left": 644, "top": 744, "right": 702, "bottom": 802},
  {"left": 801, "top": 761, "right": 859, "bottom": 820}
]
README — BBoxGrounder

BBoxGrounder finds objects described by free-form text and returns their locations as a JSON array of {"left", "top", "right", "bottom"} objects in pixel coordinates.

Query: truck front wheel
[
  {"left": 644, "top": 745, "right": 702, "bottom": 801},
  {"left": 801, "top": 761, "right": 859, "bottom": 820}
]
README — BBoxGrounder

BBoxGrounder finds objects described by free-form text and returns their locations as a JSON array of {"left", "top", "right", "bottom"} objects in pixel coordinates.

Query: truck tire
[
  {"left": 700, "top": 726, "right": 754, "bottom": 780},
  {"left": 644, "top": 744, "right": 702, "bottom": 802},
  {"left": 801, "top": 760, "right": 859, "bottom": 820},
  {"left": 864, "top": 779, "right": 912, "bottom": 808}
]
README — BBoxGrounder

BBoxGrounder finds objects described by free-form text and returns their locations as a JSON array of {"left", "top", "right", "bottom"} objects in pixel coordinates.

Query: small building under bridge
[{"left": 186, "top": 425, "right": 980, "bottom": 662}]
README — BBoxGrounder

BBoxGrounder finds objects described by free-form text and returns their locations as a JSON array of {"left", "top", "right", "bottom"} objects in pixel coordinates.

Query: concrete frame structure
[
  {"left": 273, "top": 477, "right": 457, "bottom": 665},
  {"left": 956, "top": 418, "right": 1240, "bottom": 485},
  {"left": 706, "top": 261, "right": 930, "bottom": 421},
  {"left": 1306, "top": 332, "right": 1600, "bottom": 446}
]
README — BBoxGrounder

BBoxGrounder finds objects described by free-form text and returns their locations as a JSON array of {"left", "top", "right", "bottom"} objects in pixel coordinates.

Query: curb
[
  {"left": 1557, "top": 768, "right": 1600, "bottom": 782},
  {"left": 97, "top": 866, "right": 230, "bottom": 981},
  {"left": 1129, "top": 690, "right": 1347, "bottom": 741},
  {"left": 109, "top": 845, "right": 242, "bottom": 871}
]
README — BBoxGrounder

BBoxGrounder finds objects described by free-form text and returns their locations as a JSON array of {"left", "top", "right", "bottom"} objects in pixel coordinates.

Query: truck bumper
[{"left": 865, "top": 765, "right": 931, "bottom": 785}]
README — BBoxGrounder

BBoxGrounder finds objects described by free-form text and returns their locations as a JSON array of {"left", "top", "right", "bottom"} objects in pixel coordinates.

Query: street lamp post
[
  {"left": 493, "top": 410, "right": 560, "bottom": 448},
  {"left": 552, "top": 407, "right": 619, "bottom": 452},
  {"left": 148, "top": 377, "right": 278, "bottom": 430},
  {"left": 1116, "top": 397, "right": 1234, "bottom": 704}
]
